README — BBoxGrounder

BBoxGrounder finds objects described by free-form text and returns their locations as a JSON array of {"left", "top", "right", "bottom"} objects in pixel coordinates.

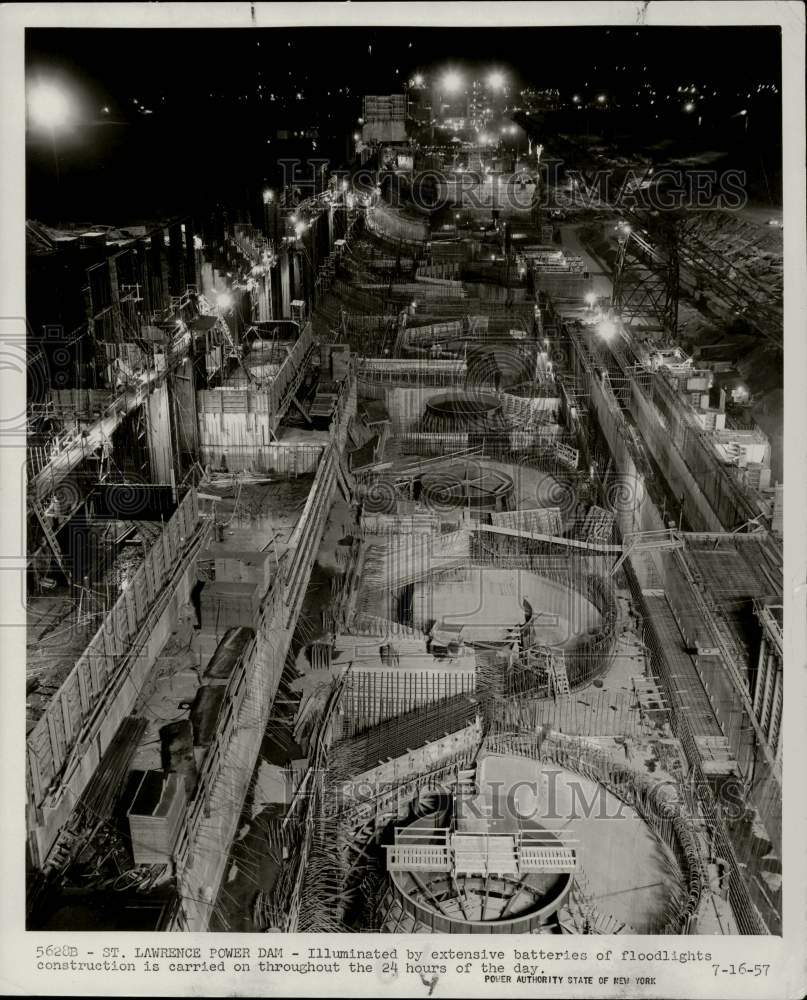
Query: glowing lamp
[{"left": 28, "top": 82, "right": 72, "bottom": 129}]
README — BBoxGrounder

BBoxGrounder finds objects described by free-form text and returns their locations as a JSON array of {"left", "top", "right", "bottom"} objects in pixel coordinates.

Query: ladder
[{"left": 31, "top": 498, "right": 70, "bottom": 582}]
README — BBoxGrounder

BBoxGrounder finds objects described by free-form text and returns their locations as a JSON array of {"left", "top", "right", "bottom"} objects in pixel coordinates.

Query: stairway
[
  {"left": 558, "top": 869, "right": 636, "bottom": 934},
  {"left": 548, "top": 653, "right": 570, "bottom": 698}
]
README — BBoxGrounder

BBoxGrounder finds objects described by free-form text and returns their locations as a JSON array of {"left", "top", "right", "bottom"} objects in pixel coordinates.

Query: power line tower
[{"left": 612, "top": 215, "right": 680, "bottom": 343}]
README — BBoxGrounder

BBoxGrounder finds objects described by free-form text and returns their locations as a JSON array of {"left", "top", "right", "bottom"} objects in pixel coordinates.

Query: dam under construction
[{"left": 24, "top": 51, "right": 784, "bottom": 942}]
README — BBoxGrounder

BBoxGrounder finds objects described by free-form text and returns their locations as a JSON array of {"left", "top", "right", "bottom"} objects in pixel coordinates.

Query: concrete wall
[
  {"left": 629, "top": 381, "right": 723, "bottom": 532},
  {"left": 579, "top": 353, "right": 661, "bottom": 546},
  {"left": 172, "top": 585, "right": 293, "bottom": 930},
  {"left": 196, "top": 404, "right": 324, "bottom": 472},
  {"left": 28, "top": 554, "right": 199, "bottom": 867},
  {"left": 172, "top": 386, "right": 357, "bottom": 929}
]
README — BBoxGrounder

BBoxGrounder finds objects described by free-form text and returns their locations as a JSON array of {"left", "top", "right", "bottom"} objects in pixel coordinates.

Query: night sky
[{"left": 25, "top": 26, "right": 782, "bottom": 224}]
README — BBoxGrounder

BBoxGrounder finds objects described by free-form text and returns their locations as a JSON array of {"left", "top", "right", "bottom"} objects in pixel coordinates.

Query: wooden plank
[
  {"left": 124, "top": 585, "right": 138, "bottom": 635},
  {"left": 60, "top": 691, "right": 74, "bottom": 744},
  {"left": 162, "top": 525, "right": 172, "bottom": 574},
  {"left": 27, "top": 744, "right": 43, "bottom": 804},
  {"left": 133, "top": 573, "right": 147, "bottom": 621},
  {"left": 46, "top": 710, "right": 64, "bottom": 773}
]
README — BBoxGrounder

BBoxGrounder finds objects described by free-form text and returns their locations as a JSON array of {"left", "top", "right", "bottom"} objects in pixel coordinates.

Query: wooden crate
[{"left": 126, "top": 771, "right": 186, "bottom": 866}]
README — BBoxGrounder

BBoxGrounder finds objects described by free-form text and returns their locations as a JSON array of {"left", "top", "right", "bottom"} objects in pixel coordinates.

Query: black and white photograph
[{"left": 2, "top": 2, "right": 806, "bottom": 997}]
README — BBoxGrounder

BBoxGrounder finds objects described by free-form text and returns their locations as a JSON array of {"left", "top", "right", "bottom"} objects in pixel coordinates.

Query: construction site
[{"left": 24, "top": 99, "right": 784, "bottom": 940}]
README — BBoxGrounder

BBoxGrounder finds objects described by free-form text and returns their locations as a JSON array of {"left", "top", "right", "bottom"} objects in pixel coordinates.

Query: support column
[
  {"left": 170, "top": 357, "right": 199, "bottom": 474},
  {"left": 280, "top": 252, "right": 292, "bottom": 318},
  {"left": 759, "top": 645, "right": 776, "bottom": 735},
  {"left": 151, "top": 229, "right": 171, "bottom": 313},
  {"left": 184, "top": 219, "right": 197, "bottom": 287},
  {"left": 257, "top": 273, "right": 272, "bottom": 322},
  {"left": 145, "top": 385, "right": 173, "bottom": 484},
  {"left": 108, "top": 257, "right": 121, "bottom": 341}
]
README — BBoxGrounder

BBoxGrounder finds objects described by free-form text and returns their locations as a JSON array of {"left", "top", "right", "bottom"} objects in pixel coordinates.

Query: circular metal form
[
  {"left": 385, "top": 811, "right": 573, "bottom": 934},
  {"left": 422, "top": 390, "right": 505, "bottom": 433}
]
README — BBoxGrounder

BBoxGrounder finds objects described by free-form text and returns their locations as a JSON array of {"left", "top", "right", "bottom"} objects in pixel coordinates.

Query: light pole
[
  {"left": 438, "top": 71, "right": 464, "bottom": 138},
  {"left": 28, "top": 81, "right": 73, "bottom": 219}
]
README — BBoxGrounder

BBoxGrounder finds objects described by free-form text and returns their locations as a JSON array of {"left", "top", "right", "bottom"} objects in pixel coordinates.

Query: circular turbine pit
[
  {"left": 422, "top": 391, "right": 505, "bottom": 433},
  {"left": 387, "top": 813, "right": 572, "bottom": 932},
  {"left": 378, "top": 753, "right": 689, "bottom": 935},
  {"left": 414, "top": 567, "right": 601, "bottom": 646},
  {"left": 420, "top": 461, "right": 514, "bottom": 512}
]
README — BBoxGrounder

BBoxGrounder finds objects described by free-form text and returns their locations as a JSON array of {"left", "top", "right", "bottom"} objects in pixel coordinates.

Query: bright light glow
[
  {"left": 487, "top": 71, "right": 505, "bottom": 90},
  {"left": 479, "top": 133, "right": 490, "bottom": 144},
  {"left": 572, "top": 94, "right": 581, "bottom": 104},
  {"left": 216, "top": 291, "right": 233, "bottom": 311},
  {"left": 295, "top": 222, "right": 306, "bottom": 238},
  {"left": 28, "top": 82, "right": 72, "bottom": 129},
  {"left": 683, "top": 102, "right": 695, "bottom": 113},
  {"left": 584, "top": 292, "right": 597, "bottom": 306},
  {"left": 341, "top": 179, "right": 348, "bottom": 191},
  {"left": 596, "top": 94, "right": 606, "bottom": 104},
  {"left": 597, "top": 319, "right": 617, "bottom": 340},
  {"left": 353, "top": 132, "right": 361, "bottom": 140},
  {"left": 263, "top": 188, "right": 274, "bottom": 204},
  {"left": 442, "top": 71, "right": 463, "bottom": 93},
  {"left": 413, "top": 73, "right": 424, "bottom": 86}
]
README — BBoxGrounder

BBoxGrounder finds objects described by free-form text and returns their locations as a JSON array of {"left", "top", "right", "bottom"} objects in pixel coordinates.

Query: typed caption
[{"left": 29, "top": 942, "right": 773, "bottom": 995}]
